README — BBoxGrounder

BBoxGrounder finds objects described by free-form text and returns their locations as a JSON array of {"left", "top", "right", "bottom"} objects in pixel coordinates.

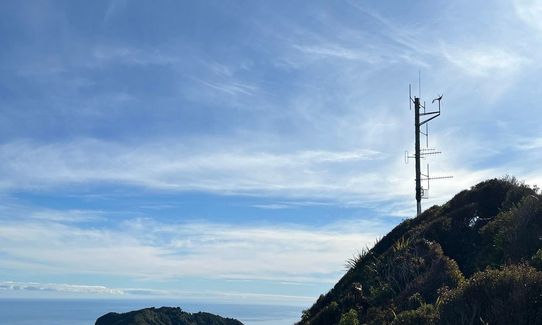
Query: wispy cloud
[
  {"left": 0, "top": 280, "right": 315, "bottom": 304},
  {"left": 195, "top": 79, "right": 258, "bottom": 97},
  {"left": 29, "top": 209, "right": 105, "bottom": 223},
  {"left": 0, "top": 281, "right": 123, "bottom": 295},
  {"left": 441, "top": 46, "right": 526, "bottom": 77},
  {"left": 0, "top": 139, "right": 390, "bottom": 203},
  {"left": 0, "top": 136, "right": 517, "bottom": 218},
  {"left": 293, "top": 44, "right": 379, "bottom": 63},
  {"left": 514, "top": 0, "right": 542, "bottom": 32},
  {"left": 343, "top": 2, "right": 436, "bottom": 66},
  {"left": 0, "top": 214, "right": 389, "bottom": 285},
  {"left": 516, "top": 137, "right": 542, "bottom": 151},
  {"left": 251, "top": 204, "right": 292, "bottom": 210}
]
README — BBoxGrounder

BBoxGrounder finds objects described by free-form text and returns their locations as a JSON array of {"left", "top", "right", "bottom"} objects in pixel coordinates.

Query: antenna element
[{"left": 405, "top": 82, "right": 452, "bottom": 216}]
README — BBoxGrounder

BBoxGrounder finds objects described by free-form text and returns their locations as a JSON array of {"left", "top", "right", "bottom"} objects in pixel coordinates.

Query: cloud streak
[
  {"left": 0, "top": 280, "right": 315, "bottom": 304},
  {"left": 0, "top": 213, "right": 389, "bottom": 286},
  {"left": 441, "top": 46, "right": 526, "bottom": 77},
  {"left": 0, "top": 281, "right": 123, "bottom": 295},
  {"left": 0, "top": 135, "right": 521, "bottom": 218},
  {"left": 0, "top": 139, "right": 392, "bottom": 202}
]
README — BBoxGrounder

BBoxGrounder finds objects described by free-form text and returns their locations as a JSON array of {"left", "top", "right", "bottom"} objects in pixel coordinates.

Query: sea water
[{"left": 0, "top": 299, "right": 303, "bottom": 325}]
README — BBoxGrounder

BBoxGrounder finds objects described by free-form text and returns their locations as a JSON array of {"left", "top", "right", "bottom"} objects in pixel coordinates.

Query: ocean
[{"left": 0, "top": 299, "right": 303, "bottom": 325}]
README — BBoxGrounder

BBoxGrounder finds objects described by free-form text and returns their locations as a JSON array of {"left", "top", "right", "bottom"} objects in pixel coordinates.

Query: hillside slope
[
  {"left": 297, "top": 177, "right": 542, "bottom": 325},
  {"left": 95, "top": 306, "right": 244, "bottom": 325}
]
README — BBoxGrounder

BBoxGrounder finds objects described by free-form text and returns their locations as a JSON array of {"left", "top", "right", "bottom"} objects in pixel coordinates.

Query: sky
[{"left": 1, "top": 0, "right": 542, "bottom": 307}]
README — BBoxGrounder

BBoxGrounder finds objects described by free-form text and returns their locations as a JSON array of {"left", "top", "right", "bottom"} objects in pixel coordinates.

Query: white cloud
[
  {"left": 0, "top": 135, "right": 515, "bottom": 218},
  {"left": 0, "top": 280, "right": 315, "bottom": 304},
  {"left": 515, "top": 0, "right": 542, "bottom": 32},
  {"left": 442, "top": 46, "right": 526, "bottom": 77},
  {"left": 516, "top": 136, "right": 542, "bottom": 151},
  {"left": 195, "top": 78, "right": 258, "bottom": 97},
  {"left": 0, "top": 216, "right": 389, "bottom": 285},
  {"left": 251, "top": 204, "right": 291, "bottom": 210},
  {"left": 293, "top": 44, "right": 379, "bottom": 63},
  {"left": 0, "top": 281, "right": 123, "bottom": 295},
  {"left": 0, "top": 139, "right": 395, "bottom": 204}
]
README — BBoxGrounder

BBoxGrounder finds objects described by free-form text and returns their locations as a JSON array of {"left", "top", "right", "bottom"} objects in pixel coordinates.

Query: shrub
[
  {"left": 339, "top": 309, "right": 359, "bottom": 325},
  {"left": 396, "top": 242, "right": 464, "bottom": 307},
  {"left": 481, "top": 195, "right": 541, "bottom": 263},
  {"left": 364, "top": 307, "right": 395, "bottom": 325},
  {"left": 306, "top": 301, "right": 340, "bottom": 325},
  {"left": 501, "top": 178, "right": 536, "bottom": 210},
  {"left": 439, "top": 264, "right": 542, "bottom": 325},
  {"left": 391, "top": 304, "right": 438, "bottom": 325}
]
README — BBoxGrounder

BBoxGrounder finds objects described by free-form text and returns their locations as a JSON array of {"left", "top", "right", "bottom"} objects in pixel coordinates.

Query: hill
[
  {"left": 297, "top": 177, "right": 542, "bottom": 325},
  {"left": 95, "top": 306, "right": 244, "bottom": 325}
]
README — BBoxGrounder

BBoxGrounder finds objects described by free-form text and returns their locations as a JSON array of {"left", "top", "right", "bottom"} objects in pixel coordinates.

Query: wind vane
[{"left": 405, "top": 78, "right": 452, "bottom": 216}]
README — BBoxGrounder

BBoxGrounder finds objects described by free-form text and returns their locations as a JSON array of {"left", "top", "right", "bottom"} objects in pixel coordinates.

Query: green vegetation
[
  {"left": 297, "top": 177, "right": 542, "bottom": 325},
  {"left": 339, "top": 309, "right": 360, "bottom": 325},
  {"left": 439, "top": 264, "right": 542, "bottom": 324},
  {"left": 95, "top": 306, "right": 243, "bottom": 325}
]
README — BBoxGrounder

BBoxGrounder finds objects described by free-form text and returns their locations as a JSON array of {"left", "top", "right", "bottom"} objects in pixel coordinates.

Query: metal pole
[{"left": 414, "top": 97, "right": 422, "bottom": 216}]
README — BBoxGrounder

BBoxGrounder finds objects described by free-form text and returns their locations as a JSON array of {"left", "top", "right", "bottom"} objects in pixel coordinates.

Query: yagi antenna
[{"left": 405, "top": 80, "right": 452, "bottom": 216}]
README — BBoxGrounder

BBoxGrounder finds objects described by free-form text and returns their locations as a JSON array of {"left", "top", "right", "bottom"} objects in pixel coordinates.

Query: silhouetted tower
[{"left": 406, "top": 83, "right": 452, "bottom": 216}]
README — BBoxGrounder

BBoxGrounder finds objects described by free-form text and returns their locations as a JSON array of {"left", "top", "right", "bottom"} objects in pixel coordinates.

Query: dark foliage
[
  {"left": 392, "top": 304, "right": 438, "bottom": 325},
  {"left": 95, "top": 307, "right": 243, "bottom": 325},
  {"left": 297, "top": 177, "right": 542, "bottom": 325},
  {"left": 439, "top": 264, "right": 542, "bottom": 325}
]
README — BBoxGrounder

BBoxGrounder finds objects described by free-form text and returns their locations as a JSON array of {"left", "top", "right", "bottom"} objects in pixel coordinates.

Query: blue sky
[{"left": 1, "top": 0, "right": 542, "bottom": 306}]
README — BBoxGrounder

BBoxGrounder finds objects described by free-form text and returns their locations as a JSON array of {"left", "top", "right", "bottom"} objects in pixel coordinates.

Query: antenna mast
[{"left": 405, "top": 79, "right": 452, "bottom": 216}]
